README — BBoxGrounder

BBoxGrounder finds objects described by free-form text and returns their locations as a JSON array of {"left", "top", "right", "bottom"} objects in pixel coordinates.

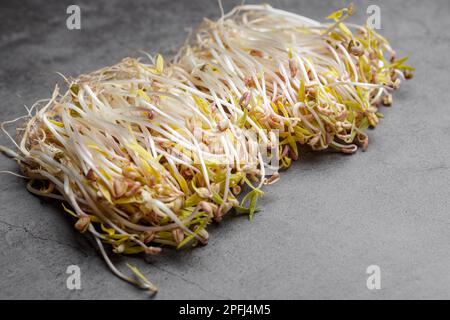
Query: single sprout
[{"left": 0, "top": 4, "right": 412, "bottom": 291}]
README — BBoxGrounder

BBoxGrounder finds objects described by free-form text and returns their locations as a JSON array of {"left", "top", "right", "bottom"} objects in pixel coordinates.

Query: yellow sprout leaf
[
  {"left": 136, "top": 89, "right": 151, "bottom": 102},
  {"left": 98, "top": 181, "right": 113, "bottom": 204},
  {"left": 101, "top": 223, "right": 115, "bottom": 236},
  {"left": 326, "top": 9, "right": 344, "bottom": 21},
  {"left": 326, "top": 4, "right": 353, "bottom": 21},
  {"left": 115, "top": 195, "right": 140, "bottom": 205},
  {"left": 87, "top": 144, "right": 109, "bottom": 157},
  {"left": 287, "top": 47, "right": 293, "bottom": 59},
  {"left": 193, "top": 95, "right": 210, "bottom": 115},
  {"left": 338, "top": 22, "right": 353, "bottom": 37},
  {"left": 123, "top": 245, "right": 145, "bottom": 254},
  {"left": 49, "top": 119, "right": 64, "bottom": 127},
  {"left": 156, "top": 54, "right": 164, "bottom": 74},
  {"left": 298, "top": 79, "right": 305, "bottom": 101},
  {"left": 167, "top": 166, "right": 189, "bottom": 194}
]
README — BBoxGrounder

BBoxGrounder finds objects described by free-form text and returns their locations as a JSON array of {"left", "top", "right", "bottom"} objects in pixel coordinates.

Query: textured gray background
[{"left": 0, "top": 0, "right": 448, "bottom": 299}]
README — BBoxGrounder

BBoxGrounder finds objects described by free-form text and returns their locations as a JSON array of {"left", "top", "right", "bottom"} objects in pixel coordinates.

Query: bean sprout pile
[{"left": 0, "top": 4, "right": 413, "bottom": 292}]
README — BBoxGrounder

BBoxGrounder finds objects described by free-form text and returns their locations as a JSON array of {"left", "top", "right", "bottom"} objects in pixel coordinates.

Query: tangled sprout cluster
[{"left": 1, "top": 5, "right": 412, "bottom": 291}]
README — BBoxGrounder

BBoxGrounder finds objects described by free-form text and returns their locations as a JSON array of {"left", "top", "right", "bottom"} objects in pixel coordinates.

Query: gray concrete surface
[{"left": 0, "top": 0, "right": 448, "bottom": 299}]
